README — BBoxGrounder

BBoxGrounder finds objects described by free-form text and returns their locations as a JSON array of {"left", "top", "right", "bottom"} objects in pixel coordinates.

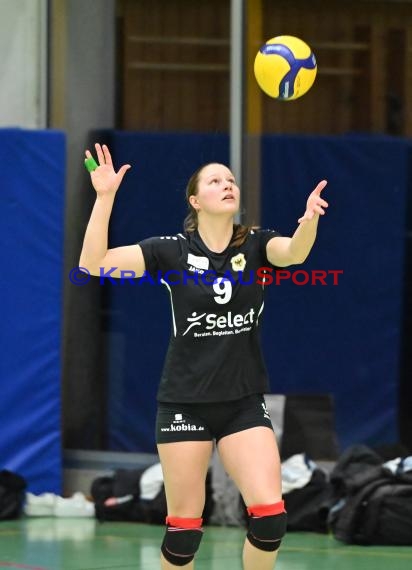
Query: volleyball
[{"left": 254, "top": 35, "right": 317, "bottom": 100}]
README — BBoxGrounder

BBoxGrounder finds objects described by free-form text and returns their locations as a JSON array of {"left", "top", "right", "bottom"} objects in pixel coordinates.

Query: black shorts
[{"left": 156, "top": 394, "right": 274, "bottom": 444}]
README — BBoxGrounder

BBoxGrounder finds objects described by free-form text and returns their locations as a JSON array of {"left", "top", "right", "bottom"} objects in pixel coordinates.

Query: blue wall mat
[
  {"left": 105, "top": 132, "right": 229, "bottom": 452},
  {"left": 260, "top": 134, "right": 408, "bottom": 450},
  {"left": 103, "top": 132, "right": 407, "bottom": 453},
  {"left": 0, "top": 129, "right": 65, "bottom": 493}
]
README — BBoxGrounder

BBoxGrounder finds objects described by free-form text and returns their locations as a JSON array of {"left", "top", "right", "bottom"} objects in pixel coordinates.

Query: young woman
[{"left": 79, "top": 143, "right": 328, "bottom": 569}]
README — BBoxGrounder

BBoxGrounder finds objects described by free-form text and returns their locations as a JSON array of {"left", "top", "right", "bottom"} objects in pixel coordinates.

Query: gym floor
[{"left": 1, "top": 519, "right": 412, "bottom": 570}]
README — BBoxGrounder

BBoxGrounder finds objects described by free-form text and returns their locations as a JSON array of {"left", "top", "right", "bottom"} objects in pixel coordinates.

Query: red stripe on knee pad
[
  {"left": 247, "top": 501, "right": 286, "bottom": 517},
  {"left": 166, "top": 516, "right": 203, "bottom": 529}
]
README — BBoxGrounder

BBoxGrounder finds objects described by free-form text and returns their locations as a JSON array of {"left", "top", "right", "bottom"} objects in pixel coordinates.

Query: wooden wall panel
[
  {"left": 261, "top": 0, "right": 412, "bottom": 136},
  {"left": 119, "top": 0, "right": 412, "bottom": 135},
  {"left": 120, "top": 0, "right": 230, "bottom": 132}
]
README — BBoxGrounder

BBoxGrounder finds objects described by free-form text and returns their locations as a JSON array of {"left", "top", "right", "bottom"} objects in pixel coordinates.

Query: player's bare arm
[
  {"left": 79, "top": 143, "right": 146, "bottom": 278},
  {"left": 266, "top": 180, "right": 328, "bottom": 267}
]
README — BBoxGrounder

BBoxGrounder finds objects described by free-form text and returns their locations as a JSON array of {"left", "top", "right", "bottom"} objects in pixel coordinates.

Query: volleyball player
[{"left": 79, "top": 143, "right": 328, "bottom": 569}]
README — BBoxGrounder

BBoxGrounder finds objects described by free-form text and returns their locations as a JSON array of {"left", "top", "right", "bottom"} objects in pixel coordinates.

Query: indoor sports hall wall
[
  {"left": 104, "top": 132, "right": 409, "bottom": 453},
  {"left": 260, "top": 134, "right": 408, "bottom": 450},
  {"left": 0, "top": 128, "right": 65, "bottom": 493}
]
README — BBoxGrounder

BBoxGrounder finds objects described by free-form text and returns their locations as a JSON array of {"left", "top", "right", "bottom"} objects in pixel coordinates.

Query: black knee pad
[
  {"left": 161, "top": 517, "right": 203, "bottom": 566},
  {"left": 247, "top": 503, "right": 287, "bottom": 552}
]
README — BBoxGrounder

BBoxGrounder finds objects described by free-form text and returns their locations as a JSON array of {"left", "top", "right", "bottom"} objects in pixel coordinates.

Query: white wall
[{"left": 0, "top": 0, "right": 47, "bottom": 128}]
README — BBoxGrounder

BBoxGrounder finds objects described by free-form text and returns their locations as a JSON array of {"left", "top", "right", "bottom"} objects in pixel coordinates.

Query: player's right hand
[{"left": 85, "top": 143, "right": 131, "bottom": 196}]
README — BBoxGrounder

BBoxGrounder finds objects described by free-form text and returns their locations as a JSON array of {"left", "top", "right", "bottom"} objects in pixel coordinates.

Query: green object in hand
[{"left": 84, "top": 157, "right": 98, "bottom": 172}]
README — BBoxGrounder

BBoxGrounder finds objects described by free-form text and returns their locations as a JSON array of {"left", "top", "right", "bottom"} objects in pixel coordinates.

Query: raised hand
[
  {"left": 85, "top": 143, "right": 131, "bottom": 196},
  {"left": 298, "top": 180, "right": 328, "bottom": 224}
]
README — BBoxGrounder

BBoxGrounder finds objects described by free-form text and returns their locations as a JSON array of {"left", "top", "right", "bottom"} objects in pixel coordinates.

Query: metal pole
[
  {"left": 38, "top": 0, "right": 49, "bottom": 128},
  {"left": 230, "top": 0, "right": 245, "bottom": 224}
]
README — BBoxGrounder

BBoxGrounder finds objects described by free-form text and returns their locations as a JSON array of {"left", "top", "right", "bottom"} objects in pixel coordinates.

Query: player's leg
[
  {"left": 217, "top": 426, "right": 286, "bottom": 570},
  {"left": 158, "top": 440, "right": 214, "bottom": 569}
]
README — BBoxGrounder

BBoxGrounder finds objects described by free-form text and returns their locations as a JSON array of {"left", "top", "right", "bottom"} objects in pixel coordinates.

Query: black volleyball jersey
[{"left": 139, "top": 228, "right": 280, "bottom": 403}]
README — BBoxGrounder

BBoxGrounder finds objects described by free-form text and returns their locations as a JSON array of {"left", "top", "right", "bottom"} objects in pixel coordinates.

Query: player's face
[{"left": 192, "top": 164, "right": 240, "bottom": 216}]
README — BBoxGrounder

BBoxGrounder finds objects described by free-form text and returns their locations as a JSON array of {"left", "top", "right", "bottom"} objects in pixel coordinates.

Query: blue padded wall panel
[
  {"left": 102, "top": 132, "right": 407, "bottom": 453},
  {"left": 261, "top": 135, "right": 408, "bottom": 450},
  {"left": 0, "top": 129, "right": 65, "bottom": 493}
]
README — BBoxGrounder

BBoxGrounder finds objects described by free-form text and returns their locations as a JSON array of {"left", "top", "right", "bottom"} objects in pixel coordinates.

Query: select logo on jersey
[
  {"left": 182, "top": 308, "right": 255, "bottom": 337},
  {"left": 160, "top": 413, "right": 205, "bottom": 433}
]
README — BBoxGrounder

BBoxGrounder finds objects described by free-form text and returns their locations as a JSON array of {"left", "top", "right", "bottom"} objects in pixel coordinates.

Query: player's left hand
[{"left": 298, "top": 180, "right": 328, "bottom": 223}]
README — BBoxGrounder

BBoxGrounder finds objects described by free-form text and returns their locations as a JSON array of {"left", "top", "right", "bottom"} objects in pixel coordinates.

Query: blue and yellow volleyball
[{"left": 254, "top": 35, "right": 317, "bottom": 100}]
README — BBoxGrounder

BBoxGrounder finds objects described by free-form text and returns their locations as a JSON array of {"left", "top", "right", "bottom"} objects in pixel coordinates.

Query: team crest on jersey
[{"left": 230, "top": 253, "right": 246, "bottom": 272}]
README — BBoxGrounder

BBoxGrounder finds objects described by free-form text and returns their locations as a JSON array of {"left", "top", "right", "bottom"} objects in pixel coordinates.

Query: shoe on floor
[
  {"left": 54, "top": 492, "right": 94, "bottom": 518},
  {"left": 24, "top": 492, "right": 56, "bottom": 516}
]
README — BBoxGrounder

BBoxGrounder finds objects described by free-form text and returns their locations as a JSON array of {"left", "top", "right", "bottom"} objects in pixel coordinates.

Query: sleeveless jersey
[{"left": 139, "top": 228, "right": 280, "bottom": 403}]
